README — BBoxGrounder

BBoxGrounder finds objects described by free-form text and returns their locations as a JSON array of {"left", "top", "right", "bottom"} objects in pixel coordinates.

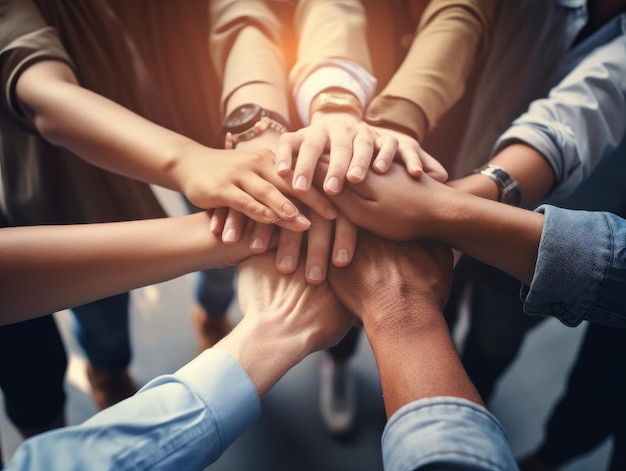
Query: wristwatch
[
  {"left": 222, "top": 103, "right": 289, "bottom": 149},
  {"left": 309, "top": 90, "right": 363, "bottom": 120},
  {"left": 473, "top": 164, "right": 522, "bottom": 206}
]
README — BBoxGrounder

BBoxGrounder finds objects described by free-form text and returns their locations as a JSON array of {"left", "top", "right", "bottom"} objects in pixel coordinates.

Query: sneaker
[
  {"left": 191, "top": 305, "right": 233, "bottom": 352},
  {"left": 86, "top": 365, "right": 137, "bottom": 410},
  {"left": 319, "top": 355, "right": 356, "bottom": 436}
]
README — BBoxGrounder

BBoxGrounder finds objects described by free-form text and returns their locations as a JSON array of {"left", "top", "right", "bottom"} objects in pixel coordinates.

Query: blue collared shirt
[
  {"left": 4, "top": 349, "right": 261, "bottom": 471},
  {"left": 522, "top": 205, "right": 626, "bottom": 329},
  {"left": 494, "top": 20, "right": 626, "bottom": 202},
  {"left": 382, "top": 397, "right": 518, "bottom": 471}
]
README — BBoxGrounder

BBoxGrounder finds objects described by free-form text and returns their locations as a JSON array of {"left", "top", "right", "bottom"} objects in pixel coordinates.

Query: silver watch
[{"left": 473, "top": 164, "right": 522, "bottom": 206}]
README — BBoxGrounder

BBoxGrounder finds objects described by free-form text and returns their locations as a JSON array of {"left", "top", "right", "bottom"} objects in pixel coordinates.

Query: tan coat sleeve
[
  {"left": 365, "top": 0, "right": 499, "bottom": 140},
  {"left": 288, "top": 0, "right": 372, "bottom": 87},
  {"left": 209, "top": 0, "right": 292, "bottom": 118}
]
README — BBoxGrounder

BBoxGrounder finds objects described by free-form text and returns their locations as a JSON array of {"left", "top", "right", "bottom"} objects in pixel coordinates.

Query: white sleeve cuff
[{"left": 293, "top": 59, "right": 377, "bottom": 126}]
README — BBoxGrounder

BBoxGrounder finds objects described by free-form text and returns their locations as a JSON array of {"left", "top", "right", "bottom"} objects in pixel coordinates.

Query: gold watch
[{"left": 309, "top": 90, "right": 363, "bottom": 120}]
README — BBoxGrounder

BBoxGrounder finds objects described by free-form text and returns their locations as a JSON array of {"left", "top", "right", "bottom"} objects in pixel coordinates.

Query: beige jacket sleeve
[
  {"left": 288, "top": 0, "right": 372, "bottom": 87},
  {"left": 209, "top": 0, "right": 292, "bottom": 119},
  {"left": 365, "top": 0, "right": 498, "bottom": 140}
]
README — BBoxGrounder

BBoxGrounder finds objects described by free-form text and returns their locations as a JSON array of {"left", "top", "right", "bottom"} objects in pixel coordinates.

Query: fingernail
[
  {"left": 282, "top": 203, "right": 298, "bottom": 218},
  {"left": 374, "top": 160, "right": 388, "bottom": 172},
  {"left": 326, "top": 206, "right": 338, "bottom": 219},
  {"left": 264, "top": 208, "right": 278, "bottom": 221},
  {"left": 349, "top": 166, "right": 365, "bottom": 180},
  {"left": 294, "top": 175, "right": 308, "bottom": 191},
  {"left": 251, "top": 237, "right": 264, "bottom": 250},
  {"left": 223, "top": 228, "right": 237, "bottom": 243},
  {"left": 295, "top": 214, "right": 311, "bottom": 227},
  {"left": 335, "top": 249, "right": 349, "bottom": 263},
  {"left": 279, "top": 255, "right": 294, "bottom": 271},
  {"left": 308, "top": 265, "right": 324, "bottom": 282},
  {"left": 277, "top": 161, "right": 289, "bottom": 173},
  {"left": 325, "top": 176, "right": 340, "bottom": 193},
  {"left": 209, "top": 217, "right": 219, "bottom": 232}
]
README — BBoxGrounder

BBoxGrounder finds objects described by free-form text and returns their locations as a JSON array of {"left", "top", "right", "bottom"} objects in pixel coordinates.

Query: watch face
[{"left": 224, "top": 103, "right": 262, "bottom": 133}]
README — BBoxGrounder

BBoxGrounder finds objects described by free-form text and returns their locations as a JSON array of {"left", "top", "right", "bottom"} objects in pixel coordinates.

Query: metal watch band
[
  {"left": 309, "top": 90, "right": 363, "bottom": 120},
  {"left": 473, "top": 164, "right": 522, "bottom": 206}
]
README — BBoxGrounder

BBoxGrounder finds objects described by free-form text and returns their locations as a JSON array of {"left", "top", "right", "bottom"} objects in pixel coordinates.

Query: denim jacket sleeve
[
  {"left": 493, "top": 31, "right": 626, "bottom": 202},
  {"left": 522, "top": 205, "right": 626, "bottom": 328},
  {"left": 382, "top": 397, "right": 518, "bottom": 471},
  {"left": 5, "top": 349, "right": 261, "bottom": 471}
]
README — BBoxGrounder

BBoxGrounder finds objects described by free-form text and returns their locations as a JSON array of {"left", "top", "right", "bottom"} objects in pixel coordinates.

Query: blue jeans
[{"left": 71, "top": 293, "right": 131, "bottom": 371}]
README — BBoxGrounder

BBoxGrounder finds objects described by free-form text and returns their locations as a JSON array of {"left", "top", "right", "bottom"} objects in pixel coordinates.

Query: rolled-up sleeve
[
  {"left": 0, "top": 0, "right": 75, "bottom": 128},
  {"left": 493, "top": 33, "right": 626, "bottom": 201},
  {"left": 382, "top": 397, "right": 518, "bottom": 471},
  {"left": 522, "top": 205, "right": 626, "bottom": 328}
]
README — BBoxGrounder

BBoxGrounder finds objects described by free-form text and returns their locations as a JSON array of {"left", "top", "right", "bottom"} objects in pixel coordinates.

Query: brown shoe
[
  {"left": 191, "top": 305, "right": 233, "bottom": 352},
  {"left": 86, "top": 365, "right": 137, "bottom": 410}
]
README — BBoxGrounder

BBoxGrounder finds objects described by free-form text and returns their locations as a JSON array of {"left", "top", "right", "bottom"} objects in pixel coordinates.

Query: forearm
[
  {"left": 15, "top": 60, "right": 201, "bottom": 192},
  {"left": 364, "top": 304, "right": 482, "bottom": 418},
  {"left": 431, "top": 183, "right": 544, "bottom": 285},
  {"left": 0, "top": 213, "right": 228, "bottom": 324},
  {"left": 448, "top": 143, "right": 557, "bottom": 208}
]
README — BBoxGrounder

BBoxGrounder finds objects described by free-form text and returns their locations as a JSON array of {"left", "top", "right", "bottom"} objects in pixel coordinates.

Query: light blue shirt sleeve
[
  {"left": 381, "top": 397, "right": 518, "bottom": 471},
  {"left": 521, "top": 205, "right": 626, "bottom": 329},
  {"left": 493, "top": 30, "right": 626, "bottom": 202},
  {"left": 4, "top": 348, "right": 261, "bottom": 471}
]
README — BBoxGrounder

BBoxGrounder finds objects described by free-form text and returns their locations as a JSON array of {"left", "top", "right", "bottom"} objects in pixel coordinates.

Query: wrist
[
  {"left": 215, "top": 314, "right": 305, "bottom": 396},
  {"left": 309, "top": 89, "right": 363, "bottom": 122}
]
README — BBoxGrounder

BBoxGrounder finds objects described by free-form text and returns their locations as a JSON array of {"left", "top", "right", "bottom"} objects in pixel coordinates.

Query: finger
[
  {"left": 324, "top": 131, "right": 354, "bottom": 194},
  {"left": 222, "top": 209, "right": 248, "bottom": 244},
  {"left": 419, "top": 147, "right": 448, "bottom": 182},
  {"left": 393, "top": 140, "right": 424, "bottom": 177},
  {"left": 346, "top": 129, "right": 377, "bottom": 183},
  {"left": 289, "top": 184, "right": 338, "bottom": 221},
  {"left": 276, "top": 132, "right": 302, "bottom": 176},
  {"left": 304, "top": 211, "right": 333, "bottom": 284},
  {"left": 292, "top": 129, "right": 328, "bottom": 192},
  {"left": 371, "top": 135, "right": 400, "bottom": 175},
  {"left": 244, "top": 171, "right": 338, "bottom": 222},
  {"left": 249, "top": 222, "right": 276, "bottom": 253},
  {"left": 275, "top": 228, "right": 304, "bottom": 274},
  {"left": 210, "top": 207, "right": 228, "bottom": 235},
  {"left": 239, "top": 175, "right": 302, "bottom": 221},
  {"left": 332, "top": 215, "right": 358, "bottom": 267}
]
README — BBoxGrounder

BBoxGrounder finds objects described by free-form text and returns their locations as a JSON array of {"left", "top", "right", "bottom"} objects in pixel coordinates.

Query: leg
[
  {"left": 191, "top": 266, "right": 237, "bottom": 351},
  {"left": 520, "top": 324, "right": 626, "bottom": 469},
  {"left": 71, "top": 293, "right": 136, "bottom": 410},
  {"left": 0, "top": 315, "right": 67, "bottom": 439},
  {"left": 460, "top": 259, "right": 545, "bottom": 401},
  {"left": 320, "top": 326, "right": 361, "bottom": 436}
]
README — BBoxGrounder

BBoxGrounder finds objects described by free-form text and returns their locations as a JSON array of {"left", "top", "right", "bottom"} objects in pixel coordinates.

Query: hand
[
  {"left": 226, "top": 251, "right": 355, "bottom": 394},
  {"left": 313, "top": 161, "right": 446, "bottom": 240},
  {"left": 328, "top": 232, "right": 454, "bottom": 330},
  {"left": 368, "top": 125, "right": 448, "bottom": 182},
  {"left": 173, "top": 144, "right": 338, "bottom": 233},
  {"left": 276, "top": 111, "right": 399, "bottom": 195},
  {"left": 274, "top": 210, "right": 358, "bottom": 283}
]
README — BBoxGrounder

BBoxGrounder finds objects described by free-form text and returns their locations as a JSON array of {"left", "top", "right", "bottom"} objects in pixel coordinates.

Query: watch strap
[
  {"left": 309, "top": 90, "right": 363, "bottom": 120},
  {"left": 473, "top": 164, "right": 522, "bottom": 206}
]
